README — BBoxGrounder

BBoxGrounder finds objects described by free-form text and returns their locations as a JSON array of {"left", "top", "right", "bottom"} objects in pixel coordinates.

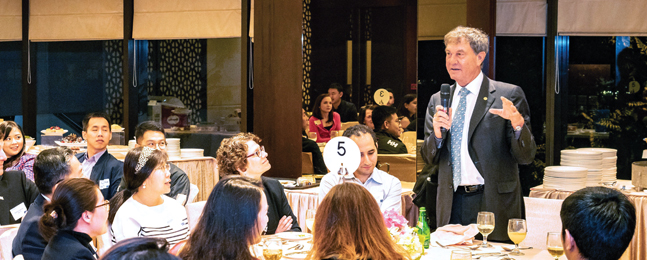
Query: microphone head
[{"left": 440, "top": 84, "right": 451, "bottom": 97}]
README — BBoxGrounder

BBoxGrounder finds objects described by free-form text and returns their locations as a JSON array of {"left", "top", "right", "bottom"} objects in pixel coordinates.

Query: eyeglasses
[
  {"left": 95, "top": 200, "right": 110, "bottom": 210},
  {"left": 158, "top": 163, "right": 171, "bottom": 172},
  {"left": 246, "top": 146, "right": 265, "bottom": 158},
  {"left": 145, "top": 141, "right": 167, "bottom": 150}
]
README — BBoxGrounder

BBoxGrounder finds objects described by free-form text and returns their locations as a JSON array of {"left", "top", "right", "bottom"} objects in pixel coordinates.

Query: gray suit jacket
[{"left": 422, "top": 76, "right": 537, "bottom": 241}]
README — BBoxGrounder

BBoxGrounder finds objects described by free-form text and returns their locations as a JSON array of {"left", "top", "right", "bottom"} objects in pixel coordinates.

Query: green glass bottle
[{"left": 417, "top": 207, "right": 431, "bottom": 249}]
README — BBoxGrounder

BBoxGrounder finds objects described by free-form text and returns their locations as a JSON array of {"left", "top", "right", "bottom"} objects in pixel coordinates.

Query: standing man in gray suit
[{"left": 422, "top": 26, "right": 536, "bottom": 241}]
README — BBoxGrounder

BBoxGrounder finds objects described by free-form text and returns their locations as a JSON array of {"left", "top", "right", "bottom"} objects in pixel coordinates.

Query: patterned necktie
[{"left": 451, "top": 88, "right": 470, "bottom": 191}]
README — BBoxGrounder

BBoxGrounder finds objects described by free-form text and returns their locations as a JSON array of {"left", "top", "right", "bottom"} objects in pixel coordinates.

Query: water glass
[
  {"left": 477, "top": 211, "right": 495, "bottom": 248},
  {"left": 546, "top": 232, "right": 564, "bottom": 260},
  {"left": 306, "top": 209, "right": 316, "bottom": 233},
  {"left": 262, "top": 238, "right": 283, "bottom": 260},
  {"left": 507, "top": 219, "right": 527, "bottom": 256}
]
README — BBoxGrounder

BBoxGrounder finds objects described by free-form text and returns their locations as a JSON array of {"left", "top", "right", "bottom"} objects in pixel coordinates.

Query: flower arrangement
[{"left": 383, "top": 209, "right": 424, "bottom": 260}]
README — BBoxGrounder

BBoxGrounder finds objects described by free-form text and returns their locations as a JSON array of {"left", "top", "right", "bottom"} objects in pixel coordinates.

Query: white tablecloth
[{"left": 284, "top": 183, "right": 417, "bottom": 232}]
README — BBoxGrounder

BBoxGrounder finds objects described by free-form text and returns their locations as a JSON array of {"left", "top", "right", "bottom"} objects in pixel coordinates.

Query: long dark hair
[
  {"left": 359, "top": 105, "right": 378, "bottom": 125},
  {"left": 397, "top": 94, "right": 417, "bottom": 118},
  {"left": 39, "top": 178, "right": 100, "bottom": 242},
  {"left": 0, "top": 121, "right": 26, "bottom": 170},
  {"left": 179, "top": 176, "right": 264, "bottom": 260},
  {"left": 100, "top": 237, "right": 180, "bottom": 260},
  {"left": 108, "top": 147, "right": 168, "bottom": 224},
  {"left": 307, "top": 182, "right": 410, "bottom": 260},
  {"left": 312, "top": 94, "right": 332, "bottom": 123}
]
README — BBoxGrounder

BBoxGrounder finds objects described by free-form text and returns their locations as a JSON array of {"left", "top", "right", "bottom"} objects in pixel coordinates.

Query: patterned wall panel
[
  {"left": 302, "top": 0, "right": 312, "bottom": 107},
  {"left": 363, "top": 9, "right": 373, "bottom": 106},
  {"left": 103, "top": 40, "right": 124, "bottom": 125},
  {"left": 148, "top": 40, "right": 207, "bottom": 124}
]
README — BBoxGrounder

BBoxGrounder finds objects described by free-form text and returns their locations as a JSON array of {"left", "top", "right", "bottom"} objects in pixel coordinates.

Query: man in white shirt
[
  {"left": 319, "top": 125, "right": 402, "bottom": 214},
  {"left": 422, "top": 26, "right": 536, "bottom": 241}
]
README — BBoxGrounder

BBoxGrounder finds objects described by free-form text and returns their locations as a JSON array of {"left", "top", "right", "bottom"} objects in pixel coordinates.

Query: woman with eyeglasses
[
  {"left": 39, "top": 178, "right": 109, "bottom": 260},
  {"left": 1, "top": 121, "right": 36, "bottom": 181},
  {"left": 109, "top": 147, "right": 190, "bottom": 247},
  {"left": 216, "top": 133, "right": 300, "bottom": 234}
]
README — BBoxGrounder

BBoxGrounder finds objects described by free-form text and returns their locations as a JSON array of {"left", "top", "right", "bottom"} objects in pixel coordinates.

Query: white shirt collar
[{"left": 456, "top": 71, "right": 483, "bottom": 96}]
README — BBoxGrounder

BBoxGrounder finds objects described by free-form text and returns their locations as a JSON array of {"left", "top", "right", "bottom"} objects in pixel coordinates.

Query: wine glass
[
  {"left": 331, "top": 130, "right": 340, "bottom": 138},
  {"left": 450, "top": 250, "right": 472, "bottom": 260},
  {"left": 308, "top": 132, "right": 317, "bottom": 142},
  {"left": 306, "top": 209, "right": 316, "bottom": 233},
  {"left": 477, "top": 211, "right": 495, "bottom": 248},
  {"left": 262, "top": 238, "right": 283, "bottom": 260},
  {"left": 507, "top": 219, "right": 527, "bottom": 256},
  {"left": 546, "top": 232, "right": 564, "bottom": 260}
]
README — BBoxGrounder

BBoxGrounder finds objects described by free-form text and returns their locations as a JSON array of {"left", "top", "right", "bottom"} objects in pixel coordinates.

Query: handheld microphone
[{"left": 440, "top": 84, "right": 451, "bottom": 135}]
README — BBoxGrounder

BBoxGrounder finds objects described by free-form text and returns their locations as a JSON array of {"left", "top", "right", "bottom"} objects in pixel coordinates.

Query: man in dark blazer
[
  {"left": 76, "top": 112, "right": 123, "bottom": 200},
  {"left": 422, "top": 26, "right": 536, "bottom": 241},
  {"left": 12, "top": 147, "right": 83, "bottom": 260}
]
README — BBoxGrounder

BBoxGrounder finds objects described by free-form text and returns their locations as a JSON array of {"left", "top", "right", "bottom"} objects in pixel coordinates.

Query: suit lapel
[
  {"left": 468, "top": 77, "right": 496, "bottom": 141},
  {"left": 90, "top": 152, "right": 107, "bottom": 181}
]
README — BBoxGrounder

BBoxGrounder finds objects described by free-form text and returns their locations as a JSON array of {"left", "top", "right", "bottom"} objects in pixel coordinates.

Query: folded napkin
[{"left": 430, "top": 224, "right": 479, "bottom": 246}]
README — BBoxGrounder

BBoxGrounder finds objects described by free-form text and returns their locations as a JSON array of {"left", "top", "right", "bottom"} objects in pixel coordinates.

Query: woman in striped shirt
[{"left": 109, "top": 147, "right": 190, "bottom": 247}]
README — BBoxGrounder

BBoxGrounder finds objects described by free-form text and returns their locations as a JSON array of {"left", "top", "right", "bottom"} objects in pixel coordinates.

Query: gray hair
[
  {"left": 444, "top": 26, "right": 489, "bottom": 55},
  {"left": 342, "top": 124, "right": 377, "bottom": 148}
]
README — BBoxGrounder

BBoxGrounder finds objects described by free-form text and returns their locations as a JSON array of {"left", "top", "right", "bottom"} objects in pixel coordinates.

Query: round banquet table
[{"left": 283, "top": 181, "right": 419, "bottom": 232}]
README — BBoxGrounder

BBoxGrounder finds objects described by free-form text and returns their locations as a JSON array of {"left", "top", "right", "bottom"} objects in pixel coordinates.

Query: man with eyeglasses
[
  {"left": 12, "top": 147, "right": 84, "bottom": 260},
  {"left": 372, "top": 106, "right": 408, "bottom": 154},
  {"left": 119, "top": 121, "right": 190, "bottom": 205}
]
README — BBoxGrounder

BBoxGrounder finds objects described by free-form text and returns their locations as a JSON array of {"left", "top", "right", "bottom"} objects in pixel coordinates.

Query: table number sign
[
  {"left": 323, "top": 137, "right": 360, "bottom": 179},
  {"left": 373, "top": 88, "right": 390, "bottom": 105}
]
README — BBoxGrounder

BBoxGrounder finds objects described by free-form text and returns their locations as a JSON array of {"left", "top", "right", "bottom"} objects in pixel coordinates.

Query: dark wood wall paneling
[
  {"left": 123, "top": 0, "right": 136, "bottom": 140},
  {"left": 21, "top": 0, "right": 36, "bottom": 137},
  {"left": 466, "top": 0, "right": 496, "bottom": 79},
  {"left": 253, "top": 0, "right": 304, "bottom": 178}
]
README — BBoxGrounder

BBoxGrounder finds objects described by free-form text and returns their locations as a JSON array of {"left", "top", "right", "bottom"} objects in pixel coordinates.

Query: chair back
[
  {"left": 401, "top": 131, "right": 417, "bottom": 154},
  {"left": 0, "top": 227, "right": 19, "bottom": 260},
  {"left": 377, "top": 154, "right": 416, "bottom": 182},
  {"left": 302, "top": 152, "right": 314, "bottom": 174},
  {"left": 186, "top": 201, "right": 208, "bottom": 231},
  {"left": 341, "top": 121, "right": 359, "bottom": 131},
  {"left": 523, "top": 196, "right": 564, "bottom": 250},
  {"left": 186, "top": 183, "right": 200, "bottom": 205}
]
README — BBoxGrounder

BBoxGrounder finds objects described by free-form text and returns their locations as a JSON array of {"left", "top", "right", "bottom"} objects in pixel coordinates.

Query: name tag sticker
[
  {"left": 99, "top": 179, "right": 110, "bottom": 190},
  {"left": 10, "top": 202, "right": 27, "bottom": 221}
]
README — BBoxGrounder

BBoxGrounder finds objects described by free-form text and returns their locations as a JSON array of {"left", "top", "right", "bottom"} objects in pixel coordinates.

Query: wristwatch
[{"left": 514, "top": 125, "right": 522, "bottom": 132}]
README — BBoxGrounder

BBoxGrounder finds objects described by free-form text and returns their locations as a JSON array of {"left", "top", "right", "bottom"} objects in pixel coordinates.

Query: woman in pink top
[{"left": 308, "top": 94, "right": 341, "bottom": 143}]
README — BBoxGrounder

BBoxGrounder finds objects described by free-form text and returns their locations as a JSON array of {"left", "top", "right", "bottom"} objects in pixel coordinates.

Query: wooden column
[
  {"left": 253, "top": 0, "right": 303, "bottom": 178},
  {"left": 21, "top": 0, "right": 36, "bottom": 137},
  {"left": 123, "top": 0, "right": 136, "bottom": 139},
  {"left": 466, "top": 0, "right": 496, "bottom": 79},
  {"left": 545, "top": 0, "right": 560, "bottom": 166}
]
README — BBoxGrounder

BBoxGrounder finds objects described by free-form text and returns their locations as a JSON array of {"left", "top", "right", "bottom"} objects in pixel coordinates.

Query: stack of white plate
[
  {"left": 180, "top": 148, "right": 204, "bottom": 158},
  {"left": 166, "top": 138, "right": 182, "bottom": 160},
  {"left": 578, "top": 148, "right": 617, "bottom": 183},
  {"left": 543, "top": 166, "right": 588, "bottom": 191},
  {"left": 561, "top": 150, "right": 606, "bottom": 186}
]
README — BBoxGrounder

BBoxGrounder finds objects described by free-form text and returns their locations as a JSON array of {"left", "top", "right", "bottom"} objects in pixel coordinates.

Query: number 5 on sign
[{"left": 323, "top": 137, "right": 360, "bottom": 178}]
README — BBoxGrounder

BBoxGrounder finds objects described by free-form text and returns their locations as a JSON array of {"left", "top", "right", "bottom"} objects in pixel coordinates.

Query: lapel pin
[{"left": 483, "top": 97, "right": 488, "bottom": 101}]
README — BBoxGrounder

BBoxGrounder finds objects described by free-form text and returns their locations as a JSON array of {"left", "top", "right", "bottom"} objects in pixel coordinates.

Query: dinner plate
[
  {"left": 54, "top": 141, "right": 87, "bottom": 147},
  {"left": 275, "top": 232, "right": 313, "bottom": 241},
  {"left": 41, "top": 129, "right": 68, "bottom": 136}
]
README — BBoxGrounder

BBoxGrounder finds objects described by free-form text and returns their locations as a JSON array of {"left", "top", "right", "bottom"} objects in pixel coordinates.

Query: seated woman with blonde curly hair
[
  {"left": 307, "top": 182, "right": 411, "bottom": 260},
  {"left": 216, "top": 133, "right": 300, "bottom": 234}
]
